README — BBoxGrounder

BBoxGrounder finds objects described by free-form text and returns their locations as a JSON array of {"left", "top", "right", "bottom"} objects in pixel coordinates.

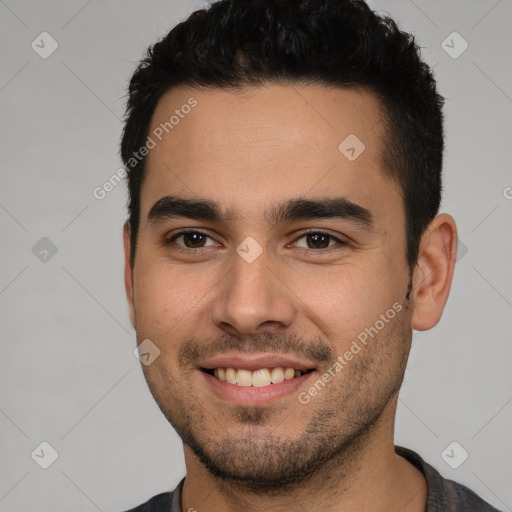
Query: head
[
  {"left": 121, "top": 0, "right": 457, "bottom": 490},
  {"left": 122, "top": 0, "right": 445, "bottom": 270}
]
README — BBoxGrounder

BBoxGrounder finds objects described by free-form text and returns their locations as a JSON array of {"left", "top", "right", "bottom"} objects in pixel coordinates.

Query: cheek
[
  {"left": 133, "top": 264, "right": 208, "bottom": 336},
  {"left": 289, "top": 259, "right": 404, "bottom": 348}
]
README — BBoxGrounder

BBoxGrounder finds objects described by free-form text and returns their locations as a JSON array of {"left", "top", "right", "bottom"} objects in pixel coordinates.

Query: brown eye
[
  {"left": 182, "top": 232, "right": 207, "bottom": 248},
  {"left": 167, "top": 231, "right": 217, "bottom": 249},
  {"left": 294, "top": 231, "right": 345, "bottom": 250},
  {"left": 305, "top": 233, "right": 331, "bottom": 249}
]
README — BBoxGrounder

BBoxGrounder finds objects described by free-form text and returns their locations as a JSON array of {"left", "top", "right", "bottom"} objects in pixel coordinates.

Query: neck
[{"left": 180, "top": 396, "right": 427, "bottom": 512}]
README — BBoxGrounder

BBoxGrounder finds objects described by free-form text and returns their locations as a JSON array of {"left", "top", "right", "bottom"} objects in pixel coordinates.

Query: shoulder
[
  {"left": 430, "top": 477, "right": 503, "bottom": 512},
  {"left": 120, "top": 476, "right": 184, "bottom": 511},
  {"left": 395, "top": 446, "right": 502, "bottom": 512},
  {"left": 121, "top": 490, "right": 175, "bottom": 512}
]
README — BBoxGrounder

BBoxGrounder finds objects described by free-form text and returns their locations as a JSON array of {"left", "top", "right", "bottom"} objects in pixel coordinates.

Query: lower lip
[{"left": 200, "top": 370, "right": 316, "bottom": 406}]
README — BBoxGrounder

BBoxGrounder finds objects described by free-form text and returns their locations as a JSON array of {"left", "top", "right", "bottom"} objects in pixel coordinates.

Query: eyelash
[{"left": 164, "top": 228, "right": 348, "bottom": 253}]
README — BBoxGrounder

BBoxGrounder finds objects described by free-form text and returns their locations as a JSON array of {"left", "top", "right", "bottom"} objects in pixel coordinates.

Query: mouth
[
  {"left": 197, "top": 353, "right": 318, "bottom": 405},
  {"left": 201, "top": 366, "right": 316, "bottom": 387}
]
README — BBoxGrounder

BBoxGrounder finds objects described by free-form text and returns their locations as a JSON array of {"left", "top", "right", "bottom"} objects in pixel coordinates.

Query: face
[{"left": 125, "top": 84, "right": 415, "bottom": 487}]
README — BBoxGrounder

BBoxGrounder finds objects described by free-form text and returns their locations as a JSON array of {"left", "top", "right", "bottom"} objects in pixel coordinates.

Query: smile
[{"left": 203, "top": 367, "right": 315, "bottom": 387}]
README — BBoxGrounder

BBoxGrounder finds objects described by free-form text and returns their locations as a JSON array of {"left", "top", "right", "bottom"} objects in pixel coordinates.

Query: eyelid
[
  {"left": 165, "top": 229, "right": 219, "bottom": 248},
  {"left": 289, "top": 228, "right": 349, "bottom": 249},
  {"left": 163, "top": 228, "right": 349, "bottom": 251}
]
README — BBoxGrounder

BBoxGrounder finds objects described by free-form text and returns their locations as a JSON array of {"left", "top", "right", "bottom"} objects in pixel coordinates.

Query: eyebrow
[{"left": 147, "top": 196, "right": 374, "bottom": 229}]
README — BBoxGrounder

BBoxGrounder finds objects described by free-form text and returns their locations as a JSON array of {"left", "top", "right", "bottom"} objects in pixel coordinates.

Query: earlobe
[
  {"left": 411, "top": 213, "right": 458, "bottom": 331},
  {"left": 123, "top": 222, "right": 136, "bottom": 329}
]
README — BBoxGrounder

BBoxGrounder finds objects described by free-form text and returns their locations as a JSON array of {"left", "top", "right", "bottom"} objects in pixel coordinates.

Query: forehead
[{"left": 141, "top": 83, "right": 400, "bottom": 224}]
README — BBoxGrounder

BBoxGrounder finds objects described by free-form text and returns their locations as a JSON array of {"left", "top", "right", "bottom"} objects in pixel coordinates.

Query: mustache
[{"left": 178, "top": 331, "right": 334, "bottom": 368}]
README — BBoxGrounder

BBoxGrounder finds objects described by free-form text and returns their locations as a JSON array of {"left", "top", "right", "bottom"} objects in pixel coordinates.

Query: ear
[
  {"left": 411, "top": 213, "right": 458, "bottom": 331},
  {"left": 123, "top": 222, "right": 136, "bottom": 329}
]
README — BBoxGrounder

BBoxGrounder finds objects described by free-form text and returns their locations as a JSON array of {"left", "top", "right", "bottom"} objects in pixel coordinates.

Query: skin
[{"left": 123, "top": 84, "right": 458, "bottom": 512}]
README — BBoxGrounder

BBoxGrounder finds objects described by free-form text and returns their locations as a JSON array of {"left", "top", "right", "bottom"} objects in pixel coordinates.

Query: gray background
[{"left": 0, "top": 0, "right": 511, "bottom": 510}]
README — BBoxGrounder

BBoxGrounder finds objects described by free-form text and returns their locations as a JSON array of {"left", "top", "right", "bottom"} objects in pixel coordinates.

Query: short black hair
[{"left": 121, "top": 0, "right": 444, "bottom": 268}]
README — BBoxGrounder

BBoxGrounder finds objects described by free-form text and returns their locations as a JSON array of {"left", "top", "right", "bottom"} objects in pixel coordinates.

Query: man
[{"left": 119, "top": 0, "right": 500, "bottom": 510}]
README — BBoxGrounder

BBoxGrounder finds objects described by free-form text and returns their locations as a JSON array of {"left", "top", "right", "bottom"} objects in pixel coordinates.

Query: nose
[{"left": 209, "top": 249, "right": 297, "bottom": 336}]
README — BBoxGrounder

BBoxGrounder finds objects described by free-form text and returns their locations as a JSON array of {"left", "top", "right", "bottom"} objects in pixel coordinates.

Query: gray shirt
[{"left": 124, "top": 445, "right": 502, "bottom": 511}]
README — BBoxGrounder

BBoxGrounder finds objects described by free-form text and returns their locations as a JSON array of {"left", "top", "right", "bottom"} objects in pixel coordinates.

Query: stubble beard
[{"left": 143, "top": 308, "right": 412, "bottom": 493}]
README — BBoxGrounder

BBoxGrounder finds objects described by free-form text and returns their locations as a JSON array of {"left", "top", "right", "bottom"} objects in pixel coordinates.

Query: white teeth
[
  {"left": 270, "top": 367, "right": 285, "bottom": 384},
  {"left": 211, "top": 367, "right": 308, "bottom": 387},
  {"left": 225, "top": 368, "right": 237, "bottom": 385},
  {"left": 284, "top": 368, "right": 295, "bottom": 380},
  {"left": 236, "top": 369, "right": 252, "bottom": 386},
  {"left": 252, "top": 369, "right": 271, "bottom": 387}
]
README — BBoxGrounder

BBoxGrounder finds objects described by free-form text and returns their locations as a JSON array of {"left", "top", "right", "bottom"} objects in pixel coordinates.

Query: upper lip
[{"left": 198, "top": 352, "right": 317, "bottom": 372}]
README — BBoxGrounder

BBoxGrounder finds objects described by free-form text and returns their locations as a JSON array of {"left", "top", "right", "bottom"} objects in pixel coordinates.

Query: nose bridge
[{"left": 210, "top": 247, "right": 296, "bottom": 334}]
